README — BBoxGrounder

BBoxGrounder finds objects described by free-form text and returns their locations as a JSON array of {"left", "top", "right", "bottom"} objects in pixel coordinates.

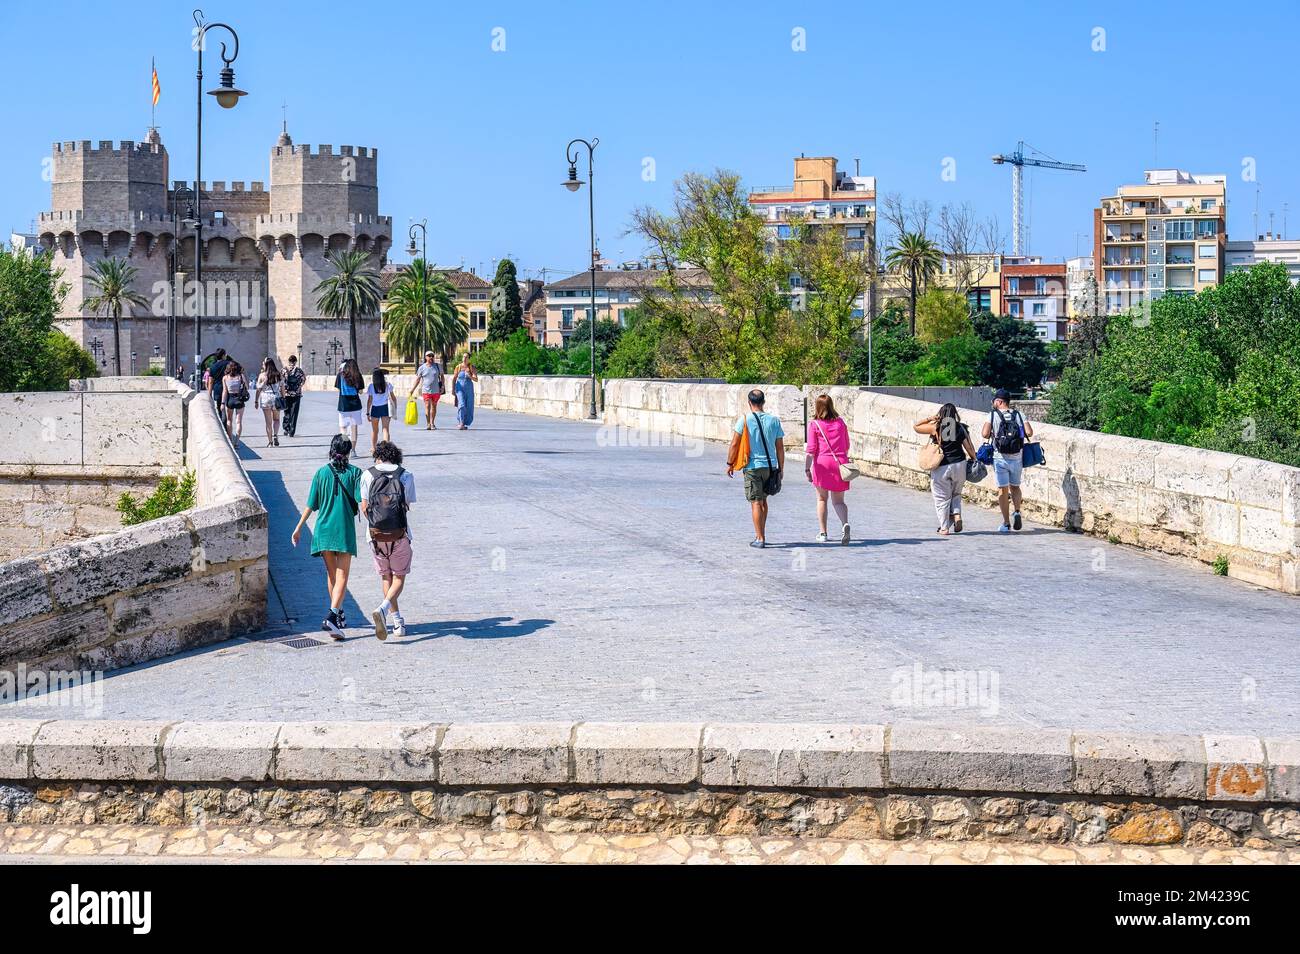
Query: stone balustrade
[
  {"left": 0, "top": 378, "right": 268, "bottom": 674},
  {"left": 0, "top": 720, "right": 1295, "bottom": 847}
]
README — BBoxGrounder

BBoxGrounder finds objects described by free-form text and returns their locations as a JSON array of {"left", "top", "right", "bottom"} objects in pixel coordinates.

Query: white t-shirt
[
  {"left": 359, "top": 462, "right": 417, "bottom": 540},
  {"left": 366, "top": 383, "right": 393, "bottom": 406},
  {"left": 989, "top": 409, "right": 1025, "bottom": 461}
]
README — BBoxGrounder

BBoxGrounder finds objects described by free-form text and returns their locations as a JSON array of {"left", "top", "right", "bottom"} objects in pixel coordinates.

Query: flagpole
[{"left": 151, "top": 57, "right": 156, "bottom": 129}]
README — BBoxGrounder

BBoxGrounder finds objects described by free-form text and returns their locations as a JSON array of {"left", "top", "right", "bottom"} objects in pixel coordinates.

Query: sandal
[{"left": 952, "top": 514, "right": 963, "bottom": 533}]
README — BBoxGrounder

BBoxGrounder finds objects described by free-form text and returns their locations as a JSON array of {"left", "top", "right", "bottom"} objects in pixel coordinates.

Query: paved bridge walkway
[{"left": 6, "top": 393, "right": 1298, "bottom": 734}]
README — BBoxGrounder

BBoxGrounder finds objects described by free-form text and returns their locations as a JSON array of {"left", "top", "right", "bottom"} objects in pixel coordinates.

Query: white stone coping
[{"left": 0, "top": 720, "right": 1295, "bottom": 802}]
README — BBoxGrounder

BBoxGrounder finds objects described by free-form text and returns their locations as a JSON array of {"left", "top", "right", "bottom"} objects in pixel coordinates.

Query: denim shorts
[
  {"left": 994, "top": 455, "right": 1023, "bottom": 488},
  {"left": 371, "top": 404, "right": 390, "bottom": 419}
]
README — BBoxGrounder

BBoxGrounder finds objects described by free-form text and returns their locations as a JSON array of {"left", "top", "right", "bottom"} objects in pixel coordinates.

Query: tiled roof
[
  {"left": 380, "top": 264, "right": 492, "bottom": 293},
  {"left": 545, "top": 266, "right": 711, "bottom": 292}
]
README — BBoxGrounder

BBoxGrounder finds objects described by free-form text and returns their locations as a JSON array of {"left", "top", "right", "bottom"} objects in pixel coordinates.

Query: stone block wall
[
  {"left": 604, "top": 380, "right": 806, "bottom": 448},
  {"left": 0, "top": 472, "right": 157, "bottom": 563},
  {"left": 0, "top": 720, "right": 1295, "bottom": 849},
  {"left": 0, "top": 378, "right": 268, "bottom": 674}
]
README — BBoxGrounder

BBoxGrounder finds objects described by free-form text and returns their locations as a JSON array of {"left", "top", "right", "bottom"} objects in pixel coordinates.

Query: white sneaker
[
  {"left": 392, "top": 616, "right": 406, "bottom": 638},
  {"left": 370, "top": 606, "right": 388, "bottom": 641},
  {"left": 816, "top": 532, "right": 828, "bottom": 543},
  {"left": 840, "top": 523, "right": 851, "bottom": 545}
]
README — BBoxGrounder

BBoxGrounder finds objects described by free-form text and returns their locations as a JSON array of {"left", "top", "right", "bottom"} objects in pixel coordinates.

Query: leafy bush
[
  {"left": 117, "top": 472, "right": 197, "bottom": 526},
  {"left": 886, "top": 334, "right": 987, "bottom": 386}
]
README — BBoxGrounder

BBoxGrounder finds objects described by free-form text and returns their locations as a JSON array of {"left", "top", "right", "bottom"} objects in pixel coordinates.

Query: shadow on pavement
[{"left": 398, "top": 616, "right": 555, "bottom": 643}]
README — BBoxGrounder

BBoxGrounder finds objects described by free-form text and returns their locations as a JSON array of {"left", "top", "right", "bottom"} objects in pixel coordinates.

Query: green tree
[
  {"left": 848, "top": 303, "right": 922, "bottom": 385},
  {"left": 384, "top": 260, "right": 466, "bottom": 365},
  {"left": 314, "top": 249, "right": 382, "bottom": 361},
  {"left": 83, "top": 257, "right": 148, "bottom": 376},
  {"left": 883, "top": 231, "right": 941, "bottom": 335},
  {"left": 785, "top": 219, "right": 870, "bottom": 382},
  {"left": 487, "top": 258, "right": 524, "bottom": 342},
  {"left": 972, "top": 312, "right": 1050, "bottom": 391},
  {"left": 0, "top": 248, "right": 101, "bottom": 392},
  {"left": 886, "top": 334, "right": 988, "bottom": 387},
  {"left": 565, "top": 316, "right": 622, "bottom": 365},
  {"left": 914, "top": 289, "right": 971, "bottom": 344},
  {"left": 630, "top": 170, "right": 794, "bottom": 382},
  {"left": 605, "top": 310, "right": 662, "bottom": 378},
  {"left": 1046, "top": 360, "right": 1104, "bottom": 431}
]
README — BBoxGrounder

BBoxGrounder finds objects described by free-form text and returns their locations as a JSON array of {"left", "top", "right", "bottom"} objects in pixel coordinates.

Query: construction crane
[{"left": 991, "top": 141, "right": 1086, "bottom": 256}]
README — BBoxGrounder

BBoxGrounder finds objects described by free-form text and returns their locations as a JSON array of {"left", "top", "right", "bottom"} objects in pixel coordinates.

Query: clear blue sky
[{"left": 3, "top": 0, "right": 1296, "bottom": 279}]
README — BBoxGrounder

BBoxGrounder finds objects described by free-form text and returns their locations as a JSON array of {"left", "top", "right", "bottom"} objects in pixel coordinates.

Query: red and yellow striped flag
[{"left": 151, "top": 60, "right": 160, "bottom": 106}]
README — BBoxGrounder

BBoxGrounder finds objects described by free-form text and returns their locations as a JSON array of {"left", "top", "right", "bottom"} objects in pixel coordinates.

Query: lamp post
[
  {"left": 407, "top": 221, "right": 427, "bottom": 368},
  {"left": 563, "top": 137, "right": 599, "bottom": 420},
  {"left": 327, "top": 337, "right": 344, "bottom": 370},
  {"left": 310, "top": 350, "right": 317, "bottom": 374},
  {"left": 90, "top": 336, "right": 105, "bottom": 368},
  {"left": 170, "top": 184, "right": 195, "bottom": 377},
  {"left": 190, "top": 9, "right": 247, "bottom": 391}
]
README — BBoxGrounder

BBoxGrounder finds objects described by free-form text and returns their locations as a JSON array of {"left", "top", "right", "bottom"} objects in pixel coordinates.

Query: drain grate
[{"left": 278, "top": 636, "right": 331, "bottom": 650}]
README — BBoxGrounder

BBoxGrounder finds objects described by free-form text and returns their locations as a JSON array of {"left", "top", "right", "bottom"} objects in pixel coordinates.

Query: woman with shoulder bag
[
  {"left": 222, "top": 360, "right": 250, "bottom": 444},
  {"left": 255, "top": 357, "right": 284, "bottom": 448},
  {"left": 291, "top": 434, "right": 362, "bottom": 639},
  {"left": 914, "top": 403, "right": 977, "bottom": 535},
  {"left": 804, "top": 393, "right": 855, "bottom": 544}
]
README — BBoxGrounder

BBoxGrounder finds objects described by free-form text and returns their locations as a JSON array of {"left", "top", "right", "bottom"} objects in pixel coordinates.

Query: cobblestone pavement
[
  {"left": 4, "top": 394, "right": 1298, "bottom": 733},
  {"left": 0, "top": 823, "right": 1292, "bottom": 864}
]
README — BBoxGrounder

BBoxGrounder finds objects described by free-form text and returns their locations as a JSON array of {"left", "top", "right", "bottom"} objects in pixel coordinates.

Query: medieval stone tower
[
  {"left": 36, "top": 128, "right": 390, "bottom": 376},
  {"left": 263, "top": 133, "right": 389, "bottom": 372}
]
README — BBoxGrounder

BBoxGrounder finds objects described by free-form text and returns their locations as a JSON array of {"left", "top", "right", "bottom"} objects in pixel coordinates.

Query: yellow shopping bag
[{"left": 404, "top": 399, "right": 418, "bottom": 426}]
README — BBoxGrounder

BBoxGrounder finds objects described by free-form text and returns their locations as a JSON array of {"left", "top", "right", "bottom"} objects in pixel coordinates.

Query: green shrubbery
[
  {"left": 0, "top": 248, "right": 98, "bottom": 391},
  {"left": 1048, "top": 263, "right": 1300, "bottom": 467},
  {"left": 117, "top": 472, "right": 197, "bottom": 526}
]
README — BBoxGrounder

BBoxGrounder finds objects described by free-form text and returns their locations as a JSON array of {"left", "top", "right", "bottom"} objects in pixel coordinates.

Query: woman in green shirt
[{"left": 291, "top": 434, "right": 362, "bottom": 639}]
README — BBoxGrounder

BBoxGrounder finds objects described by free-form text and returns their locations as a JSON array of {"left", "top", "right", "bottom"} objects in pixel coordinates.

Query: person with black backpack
[
  {"left": 980, "top": 388, "right": 1034, "bottom": 533},
  {"left": 358, "top": 440, "right": 416, "bottom": 640}
]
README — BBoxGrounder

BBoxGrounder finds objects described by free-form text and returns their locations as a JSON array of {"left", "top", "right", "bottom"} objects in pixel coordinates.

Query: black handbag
[{"left": 752, "top": 413, "right": 782, "bottom": 495}]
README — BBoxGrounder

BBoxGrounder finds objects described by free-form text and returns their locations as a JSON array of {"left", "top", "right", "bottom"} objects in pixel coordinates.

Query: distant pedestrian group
[{"left": 727, "top": 387, "right": 1040, "bottom": 546}]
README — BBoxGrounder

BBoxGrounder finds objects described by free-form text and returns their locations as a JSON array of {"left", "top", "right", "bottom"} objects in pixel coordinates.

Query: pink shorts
[
  {"left": 370, "top": 537, "right": 412, "bottom": 577},
  {"left": 422, "top": 393, "right": 441, "bottom": 404}
]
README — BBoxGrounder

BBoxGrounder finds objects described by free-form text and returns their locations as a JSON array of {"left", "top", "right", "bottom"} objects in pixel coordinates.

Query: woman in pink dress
[{"left": 804, "top": 393, "right": 852, "bottom": 544}]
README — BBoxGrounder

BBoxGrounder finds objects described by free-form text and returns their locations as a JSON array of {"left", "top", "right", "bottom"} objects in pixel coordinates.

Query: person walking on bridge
[
  {"left": 360, "top": 440, "right": 416, "bottom": 641},
  {"left": 291, "top": 434, "right": 363, "bottom": 639},
  {"left": 410, "top": 351, "right": 444, "bottom": 430},
  {"left": 916, "top": 402, "right": 977, "bottom": 535},
  {"left": 981, "top": 388, "right": 1033, "bottom": 533},
  {"left": 254, "top": 357, "right": 284, "bottom": 448},
  {"left": 454, "top": 354, "right": 478, "bottom": 430},
  {"left": 726, "top": 388, "right": 785, "bottom": 549},
  {"left": 805, "top": 393, "right": 852, "bottom": 544},
  {"left": 281, "top": 354, "right": 305, "bottom": 437},
  {"left": 336, "top": 358, "right": 365, "bottom": 456}
]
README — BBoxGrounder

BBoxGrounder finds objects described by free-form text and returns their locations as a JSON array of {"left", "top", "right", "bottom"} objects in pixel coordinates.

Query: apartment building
[
  {"left": 1093, "top": 169, "right": 1227, "bottom": 315},
  {"left": 748, "top": 155, "right": 875, "bottom": 320},
  {"left": 1225, "top": 234, "right": 1300, "bottom": 285},
  {"left": 1002, "top": 262, "right": 1068, "bottom": 341},
  {"left": 1066, "top": 255, "right": 1097, "bottom": 318},
  {"left": 542, "top": 265, "right": 710, "bottom": 348},
  {"left": 876, "top": 252, "right": 1024, "bottom": 317}
]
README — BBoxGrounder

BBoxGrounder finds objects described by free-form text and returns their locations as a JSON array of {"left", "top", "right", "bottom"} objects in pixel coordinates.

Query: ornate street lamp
[
  {"left": 190, "top": 9, "right": 247, "bottom": 390},
  {"left": 563, "top": 137, "right": 599, "bottom": 419},
  {"left": 408, "top": 220, "right": 427, "bottom": 368}
]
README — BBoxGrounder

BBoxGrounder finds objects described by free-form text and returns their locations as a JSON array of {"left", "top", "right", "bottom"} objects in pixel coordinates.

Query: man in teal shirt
[{"left": 726, "top": 389, "right": 785, "bottom": 548}]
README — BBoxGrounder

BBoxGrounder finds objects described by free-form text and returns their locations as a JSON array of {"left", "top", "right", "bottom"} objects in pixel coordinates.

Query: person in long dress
[{"left": 454, "top": 355, "right": 478, "bottom": 430}]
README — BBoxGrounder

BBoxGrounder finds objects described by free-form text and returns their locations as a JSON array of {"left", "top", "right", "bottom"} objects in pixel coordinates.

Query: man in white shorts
[{"left": 981, "top": 388, "right": 1033, "bottom": 533}]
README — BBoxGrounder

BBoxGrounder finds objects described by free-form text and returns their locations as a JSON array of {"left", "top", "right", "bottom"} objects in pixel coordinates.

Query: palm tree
[
  {"left": 884, "top": 232, "right": 942, "bottom": 335},
  {"left": 384, "top": 259, "right": 467, "bottom": 366},
  {"left": 313, "top": 249, "right": 382, "bottom": 361},
  {"left": 83, "top": 257, "right": 149, "bottom": 376}
]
